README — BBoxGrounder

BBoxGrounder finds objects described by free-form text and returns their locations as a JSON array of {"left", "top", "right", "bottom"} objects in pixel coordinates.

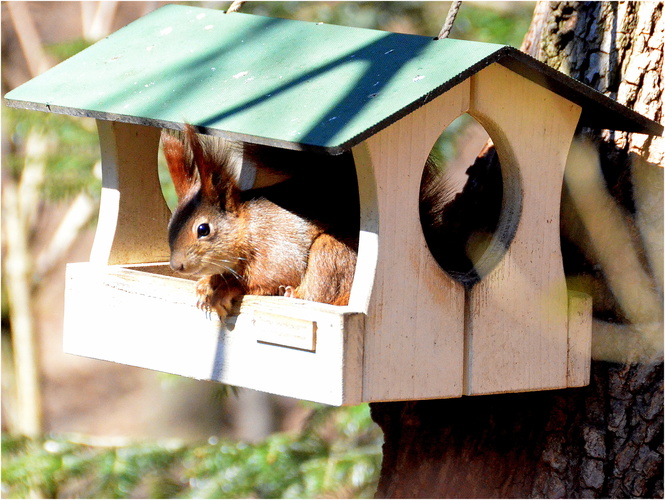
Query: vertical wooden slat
[
  {"left": 567, "top": 290, "right": 592, "bottom": 387},
  {"left": 464, "top": 63, "right": 583, "bottom": 395},
  {"left": 351, "top": 82, "right": 469, "bottom": 402},
  {"left": 91, "top": 121, "right": 171, "bottom": 265}
]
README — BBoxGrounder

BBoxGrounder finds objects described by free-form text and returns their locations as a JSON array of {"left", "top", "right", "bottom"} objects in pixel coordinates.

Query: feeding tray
[{"left": 5, "top": 5, "right": 661, "bottom": 405}]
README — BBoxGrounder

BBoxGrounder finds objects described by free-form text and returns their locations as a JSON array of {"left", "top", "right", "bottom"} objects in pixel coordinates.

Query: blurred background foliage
[
  {"left": 4, "top": 108, "right": 101, "bottom": 202},
  {"left": 3, "top": 404, "right": 381, "bottom": 498},
  {"left": 2, "top": 2, "right": 534, "bottom": 498}
]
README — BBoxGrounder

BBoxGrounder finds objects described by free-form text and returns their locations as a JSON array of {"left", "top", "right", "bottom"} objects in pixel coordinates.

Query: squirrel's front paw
[{"left": 196, "top": 275, "right": 243, "bottom": 319}]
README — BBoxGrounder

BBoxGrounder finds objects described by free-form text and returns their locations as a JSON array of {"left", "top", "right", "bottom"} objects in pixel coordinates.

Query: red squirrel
[{"left": 163, "top": 126, "right": 359, "bottom": 318}]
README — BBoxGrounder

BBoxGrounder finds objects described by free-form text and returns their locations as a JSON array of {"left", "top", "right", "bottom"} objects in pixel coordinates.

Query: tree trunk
[{"left": 371, "top": 2, "right": 663, "bottom": 498}]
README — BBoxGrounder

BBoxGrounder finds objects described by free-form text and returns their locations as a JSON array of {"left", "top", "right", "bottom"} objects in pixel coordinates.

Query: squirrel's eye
[{"left": 197, "top": 223, "right": 211, "bottom": 238}]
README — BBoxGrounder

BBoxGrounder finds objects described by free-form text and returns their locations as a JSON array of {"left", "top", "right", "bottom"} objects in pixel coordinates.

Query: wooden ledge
[{"left": 63, "top": 262, "right": 365, "bottom": 406}]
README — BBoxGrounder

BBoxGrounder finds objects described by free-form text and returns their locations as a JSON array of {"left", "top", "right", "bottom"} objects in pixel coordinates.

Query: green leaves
[
  {"left": 2, "top": 404, "right": 383, "bottom": 499},
  {"left": 176, "top": 404, "right": 382, "bottom": 499},
  {"left": 1, "top": 435, "right": 186, "bottom": 498}
]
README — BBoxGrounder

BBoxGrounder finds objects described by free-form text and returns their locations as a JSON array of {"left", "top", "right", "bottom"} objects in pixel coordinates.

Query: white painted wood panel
[
  {"left": 464, "top": 63, "right": 583, "bottom": 395},
  {"left": 351, "top": 82, "right": 469, "bottom": 402},
  {"left": 63, "top": 263, "right": 364, "bottom": 406}
]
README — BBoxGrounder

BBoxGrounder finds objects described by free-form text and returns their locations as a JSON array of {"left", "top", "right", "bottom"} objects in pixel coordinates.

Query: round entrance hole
[{"left": 419, "top": 113, "right": 518, "bottom": 287}]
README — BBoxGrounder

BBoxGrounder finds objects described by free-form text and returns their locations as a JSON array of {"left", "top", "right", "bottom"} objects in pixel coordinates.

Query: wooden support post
[
  {"left": 91, "top": 120, "right": 171, "bottom": 265},
  {"left": 567, "top": 290, "right": 592, "bottom": 387},
  {"left": 351, "top": 82, "right": 469, "bottom": 402},
  {"left": 464, "top": 64, "right": 583, "bottom": 395}
]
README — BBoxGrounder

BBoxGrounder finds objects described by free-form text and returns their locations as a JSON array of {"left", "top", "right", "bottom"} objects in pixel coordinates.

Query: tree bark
[
  {"left": 372, "top": 363, "right": 662, "bottom": 498},
  {"left": 372, "top": 2, "right": 663, "bottom": 498}
]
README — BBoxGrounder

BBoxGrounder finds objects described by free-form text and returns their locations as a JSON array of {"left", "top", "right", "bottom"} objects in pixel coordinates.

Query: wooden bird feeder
[{"left": 6, "top": 5, "right": 662, "bottom": 405}]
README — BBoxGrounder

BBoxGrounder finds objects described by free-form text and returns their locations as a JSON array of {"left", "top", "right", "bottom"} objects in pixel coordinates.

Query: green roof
[{"left": 5, "top": 4, "right": 661, "bottom": 154}]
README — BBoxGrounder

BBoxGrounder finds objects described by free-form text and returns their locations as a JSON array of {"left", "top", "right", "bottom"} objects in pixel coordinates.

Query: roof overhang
[{"left": 5, "top": 5, "right": 662, "bottom": 154}]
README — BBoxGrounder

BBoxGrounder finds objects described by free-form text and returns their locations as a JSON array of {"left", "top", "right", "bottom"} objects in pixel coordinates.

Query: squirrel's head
[{"left": 162, "top": 125, "right": 243, "bottom": 276}]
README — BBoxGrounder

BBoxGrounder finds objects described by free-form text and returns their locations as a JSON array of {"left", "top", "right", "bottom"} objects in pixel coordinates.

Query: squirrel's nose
[{"left": 170, "top": 255, "right": 186, "bottom": 273}]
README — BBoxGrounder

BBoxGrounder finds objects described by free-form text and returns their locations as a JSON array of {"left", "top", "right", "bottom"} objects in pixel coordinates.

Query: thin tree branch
[{"left": 6, "top": 2, "right": 51, "bottom": 77}]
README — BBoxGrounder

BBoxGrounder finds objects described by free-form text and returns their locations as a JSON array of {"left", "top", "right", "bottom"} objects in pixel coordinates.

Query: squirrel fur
[{"left": 163, "top": 126, "right": 358, "bottom": 318}]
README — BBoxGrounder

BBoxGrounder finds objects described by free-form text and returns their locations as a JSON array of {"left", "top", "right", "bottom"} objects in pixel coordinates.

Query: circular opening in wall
[{"left": 420, "top": 114, "right": 518, "bottom": 288}]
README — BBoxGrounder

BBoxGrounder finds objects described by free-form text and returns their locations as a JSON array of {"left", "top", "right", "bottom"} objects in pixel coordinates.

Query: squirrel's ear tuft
[
  {"left": 185, "top": 124, "right": 240, "bottom": 211},
  {"left": 162, "top": 130, "right": 195, "bottom": 200},
  {"left": 185, "top": 124, "right": 218, "bottom": 204}
]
